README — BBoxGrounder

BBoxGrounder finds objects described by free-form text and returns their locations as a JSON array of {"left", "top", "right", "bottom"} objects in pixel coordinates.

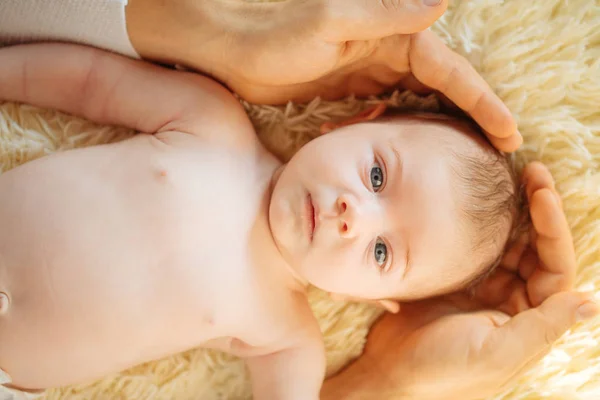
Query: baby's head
[{"left": 269, "top": 110, "right": 526, "bottom": 311}]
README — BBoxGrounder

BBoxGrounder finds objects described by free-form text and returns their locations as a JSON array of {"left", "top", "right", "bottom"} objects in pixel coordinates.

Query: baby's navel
[{"left": 0, "top": 292, "right": 9, "bottom": 315}]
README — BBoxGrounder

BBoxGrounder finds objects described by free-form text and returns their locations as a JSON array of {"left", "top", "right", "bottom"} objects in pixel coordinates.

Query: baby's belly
[{"left": 0, "top": 136, "right": 229, "bottom": 388}]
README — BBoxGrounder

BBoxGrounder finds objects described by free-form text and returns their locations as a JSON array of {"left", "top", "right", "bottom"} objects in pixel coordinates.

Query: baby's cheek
[{"left": 303, "top": 249, "right": 349, "bottom": 278}]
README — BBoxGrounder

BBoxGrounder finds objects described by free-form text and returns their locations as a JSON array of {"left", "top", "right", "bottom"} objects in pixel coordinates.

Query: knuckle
[
  {"left": 420, "top": 49, "right": 463, "bottom": 93},
  {"left": 544, "top": 323, "right": 563, "bottom": 346},
  {"left": 339, "top": 39, "right": 380, "bottom": 64},
  {"left": 469, "top": 91, "right": 487, "bottom": 115},
  {"left": 435, "top": 64, "right": 457, "bottom": 94},
  {"left": 532, "top": 309, "right": 562, "bottom": 346},
  {"left": 378, "top": 0, "right": 403, "bottom": 12}
]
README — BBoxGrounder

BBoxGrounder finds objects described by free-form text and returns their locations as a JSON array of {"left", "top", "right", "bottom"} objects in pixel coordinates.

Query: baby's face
[{"left": 269, "top": 115, "right": 488, "bottom": 301}]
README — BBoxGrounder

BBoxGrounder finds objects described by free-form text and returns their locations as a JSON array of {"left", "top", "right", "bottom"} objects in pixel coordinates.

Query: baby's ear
[
  {"left": 328, "top": 293, "right": 401, "bottom": 313},
  {"left": 320, "top": 103, "right": 387, "bottom": 135},
  {"left": 377, "top": 299, "right": 401, "bottom": 314}
]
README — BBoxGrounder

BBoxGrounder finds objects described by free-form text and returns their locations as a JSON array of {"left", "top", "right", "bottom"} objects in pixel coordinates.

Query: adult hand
[
  {"left": 126, "top": 0, "right": 522, "bottom": 152},
  {"left": 321, "top": 162, "right": 598, "bottom": 400}
]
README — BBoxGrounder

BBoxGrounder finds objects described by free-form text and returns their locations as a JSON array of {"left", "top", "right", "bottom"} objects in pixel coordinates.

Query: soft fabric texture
[
  {"left": 0, "top": 0, "right": 139, "bottom": 59},
  {"left": 0, "top": 367, "right": 43, "bottom": 399},
  {"left": 0, "top": 0, "right": 598, "bottom": 398}
]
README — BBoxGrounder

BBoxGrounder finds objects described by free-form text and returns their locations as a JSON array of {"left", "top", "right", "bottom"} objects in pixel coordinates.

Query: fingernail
[
  {"left": 553, "top": 193, "right": 562, "bottom": 207},
  {"left": 423, "top": 0, "right": 442, "bottom": 6},
  {"left": 576, "top": 301, "right": 600, "bottom": 322},
  {"left": 516, "top": 131, "right": 524, "bottom": 146}
]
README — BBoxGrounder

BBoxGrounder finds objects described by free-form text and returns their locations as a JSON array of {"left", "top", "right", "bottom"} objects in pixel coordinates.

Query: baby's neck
[{"left": 249, "top": 161, "right": 308, "bottom": 294}]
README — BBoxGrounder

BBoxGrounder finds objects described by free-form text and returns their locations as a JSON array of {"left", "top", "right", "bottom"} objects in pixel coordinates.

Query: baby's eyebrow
[
  {"left": 389, "top": 142, "right": 403, "bottom": 175},
  {"left": 384, "top": 140, "right": 408, "bottom": 279}
]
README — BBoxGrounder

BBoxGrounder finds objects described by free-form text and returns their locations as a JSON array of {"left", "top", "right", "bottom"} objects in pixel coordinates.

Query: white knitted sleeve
[{"left": 0, "top": 0, "right": 139, "bottom": 58}]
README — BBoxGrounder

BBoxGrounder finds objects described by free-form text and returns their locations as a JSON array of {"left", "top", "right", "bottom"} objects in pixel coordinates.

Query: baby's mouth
[{"left": 306, "top": 194, "right": 316, "bottom": 242}]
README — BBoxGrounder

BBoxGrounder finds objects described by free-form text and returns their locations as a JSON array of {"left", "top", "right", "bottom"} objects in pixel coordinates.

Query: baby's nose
[{"left": 336, "top": 193, "right": 378, "bottom": 239}]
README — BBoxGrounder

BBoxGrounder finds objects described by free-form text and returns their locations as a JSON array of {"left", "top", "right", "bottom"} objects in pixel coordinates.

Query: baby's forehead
[
  {"left": 378, "top": 114, "right": 490, "bottom": 153},
  {"left": 382, "top": 112, "right": 478, "bottom": 134}
]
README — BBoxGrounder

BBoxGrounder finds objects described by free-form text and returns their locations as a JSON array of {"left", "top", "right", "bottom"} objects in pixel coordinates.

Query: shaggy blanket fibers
[{"left": 0, "top": 0, "right": 599, "bottom": 398}]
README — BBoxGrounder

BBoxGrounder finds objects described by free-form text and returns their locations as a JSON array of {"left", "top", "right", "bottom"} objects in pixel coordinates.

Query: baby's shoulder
[
  {"left": 159, "top": 93, "right": 261, "bottom": 153},
  {"left": 266, "top": 290, "right": 322, "bottom": 346},
  {"left": 234, "top": 288, "right": 320, "bottom": 346}
]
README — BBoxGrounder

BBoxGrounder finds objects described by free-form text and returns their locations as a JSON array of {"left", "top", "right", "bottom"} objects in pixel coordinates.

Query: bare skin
[
  {"left": 320, "top": 162, "right": 599, "bottom": 400},
  {"left": 0, "top": 44, "right": 325, "bottom": 398},
  {"left": 0, "top": 43, "right": 489, "bottom": 396},
  {"left": 125, "top": 0, "right": 523, "bottom": 151},
  {"left": 0, "top": 44, "right": 598, "bottom": 400}
]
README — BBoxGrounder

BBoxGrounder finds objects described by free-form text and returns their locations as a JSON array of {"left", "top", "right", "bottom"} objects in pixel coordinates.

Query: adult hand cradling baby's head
[
  {"left": 126, "top": 0, "right": 522, "bottom": 152},
  {"left": 321, "top": 162, "right": 599, "bottom": 400}
]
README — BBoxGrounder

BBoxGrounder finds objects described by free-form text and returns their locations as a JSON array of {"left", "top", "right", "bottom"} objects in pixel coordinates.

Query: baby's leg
[{"left": 0, "top": 369, "right": 44, "bottom": 400}]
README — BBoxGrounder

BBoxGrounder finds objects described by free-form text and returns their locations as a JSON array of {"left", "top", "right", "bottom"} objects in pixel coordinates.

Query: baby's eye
[
  {"left": 370, "top": 162, "right": 384, "bottom": 192},
  {"left": 374, "top": 238, "right": 387, "bottom": 267}
]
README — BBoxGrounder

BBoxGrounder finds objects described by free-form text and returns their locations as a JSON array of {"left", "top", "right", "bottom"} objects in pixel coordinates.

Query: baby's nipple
[{"left": 0, "top": 292, "right": 9, "bottom": 315}]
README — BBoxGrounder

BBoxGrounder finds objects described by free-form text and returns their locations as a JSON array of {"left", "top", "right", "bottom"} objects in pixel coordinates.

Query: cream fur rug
[{"left": 0, "top": 0, "right": 599, "bottom": 399}]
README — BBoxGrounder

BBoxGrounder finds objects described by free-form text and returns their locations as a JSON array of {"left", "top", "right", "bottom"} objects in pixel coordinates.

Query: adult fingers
[
  {"left": 472, "top": 269, "right": 520, "bottom": 307},
  {"left": 522, "top": 161, "right": 561, "bottom": 206},
  {"left": 399, "top": 74, "right": 433, "bottom": 95},
  {"left": 485, "top": 291, "right": 599, "bottom": 373},
  {"left": 408, "top": 30, "right": 522, "bottom": 152},
  {"left": 500, "top": 232, "right": 529, "bottom": 272},
  {"left": 527, "top": 188, "right": 576, "bottom": 306}
]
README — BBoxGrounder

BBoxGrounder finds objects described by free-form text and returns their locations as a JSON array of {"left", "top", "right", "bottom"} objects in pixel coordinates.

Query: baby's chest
[
  {"left": 151, "top": 146, "right": 260, "bottom": 217},
  {"left": 141, "top": 147, "right": 264, "bottom": 259}
]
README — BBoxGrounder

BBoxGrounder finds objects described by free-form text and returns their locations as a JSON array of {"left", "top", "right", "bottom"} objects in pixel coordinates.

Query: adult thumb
[
  {"left": 491, "top": 291, "right": 599, "bottom": 369},
  {"left": 323, "top": 0, "right": 448, "bottom": 41}
]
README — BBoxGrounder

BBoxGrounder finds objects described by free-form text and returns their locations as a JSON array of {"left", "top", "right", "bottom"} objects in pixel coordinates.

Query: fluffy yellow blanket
[{"left": 0, "top": 0, "right": 598, "bottom": 398}]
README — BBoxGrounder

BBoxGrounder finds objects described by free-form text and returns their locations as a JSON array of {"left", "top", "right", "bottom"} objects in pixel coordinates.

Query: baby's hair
[
  {"left": 380, "top": 108, "right": 530, "bottom": 292},
  {"left": 451, "top": 136, "right": 530, "bottom": 291},
  {"left": 446, "top": 118, "right": 530, "bottom": 292}
]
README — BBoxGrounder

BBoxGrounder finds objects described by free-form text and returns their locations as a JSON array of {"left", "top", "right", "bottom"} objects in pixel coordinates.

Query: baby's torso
[{"left": 0, "top": 132, "right": 310, "bottom": 388}]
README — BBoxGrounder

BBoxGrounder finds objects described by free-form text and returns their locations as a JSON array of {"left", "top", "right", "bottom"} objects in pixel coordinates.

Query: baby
[{"left": 0, "top": 44, "right": 524, "bottom": 399}]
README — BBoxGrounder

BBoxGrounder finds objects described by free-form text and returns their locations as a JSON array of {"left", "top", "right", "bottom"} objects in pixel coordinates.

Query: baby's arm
[
  {"left": 247, "top": 336, "right": 326, "bottom": 400},
  {"left": 0, "top": 43, "right": 250, "bottom": 138}
]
